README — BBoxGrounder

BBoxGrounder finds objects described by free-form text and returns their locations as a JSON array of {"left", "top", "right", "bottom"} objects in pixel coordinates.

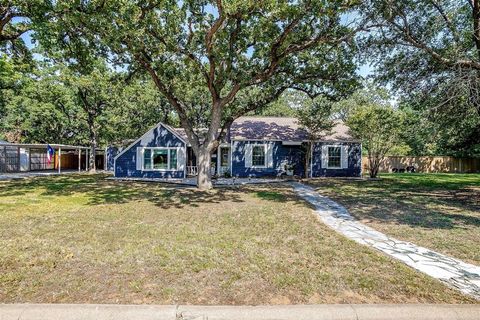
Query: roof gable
[{"left": 114, "top": 122, "right": 186, "bottom": 160}]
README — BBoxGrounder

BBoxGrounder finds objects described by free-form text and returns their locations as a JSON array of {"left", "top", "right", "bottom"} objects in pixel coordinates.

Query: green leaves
[{"left": 297, "top": 95, "right": 335, "bottom": 140}]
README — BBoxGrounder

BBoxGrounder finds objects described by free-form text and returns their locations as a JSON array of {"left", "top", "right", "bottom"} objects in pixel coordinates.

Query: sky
[{"left": 17, "top": 9, "right": 375, "bottom": 79}]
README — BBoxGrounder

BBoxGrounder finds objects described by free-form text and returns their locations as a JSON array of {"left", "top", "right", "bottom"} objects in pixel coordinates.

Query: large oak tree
[
  {"left": 360, "top": 0, "right": 480, "bottom": 156},
  {"left": 48, "top": 0, "right": 364, "bottom": 189}
]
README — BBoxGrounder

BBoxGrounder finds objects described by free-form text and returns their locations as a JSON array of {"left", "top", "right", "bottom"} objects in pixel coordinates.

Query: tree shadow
[
  {"left": 0, "top": 174, "right": 306, "bottom": 211},
  {"left": 308, "top": 177, "right": 480, "bottom": 230}
]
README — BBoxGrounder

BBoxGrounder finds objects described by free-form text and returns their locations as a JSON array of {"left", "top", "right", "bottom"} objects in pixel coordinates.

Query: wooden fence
[{"left": 362, "top": 156, "right": 480, "bottom": 173}]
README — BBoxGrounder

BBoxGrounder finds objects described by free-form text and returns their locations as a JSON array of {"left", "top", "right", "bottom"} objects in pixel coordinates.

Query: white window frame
[
  {"left": 219, "top": 146, "right": 230, "bottom": 168},
  {"left": 251, "top": 144, "right": 267, "bottom": 168},
  {"left": 142, "top": 147, "right": 179, "bottom": 171},
  {"left": 326, "top": 145, "right": 342, "bottom": 169}
]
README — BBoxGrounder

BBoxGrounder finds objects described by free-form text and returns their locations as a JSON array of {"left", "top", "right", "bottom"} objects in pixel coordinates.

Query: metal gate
[{"left": 0, "top": 146, "right": 20, "bottom": 173}]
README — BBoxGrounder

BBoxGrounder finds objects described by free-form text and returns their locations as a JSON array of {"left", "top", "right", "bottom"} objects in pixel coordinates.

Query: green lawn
[
  {"left": 308, "top": 173, "right": 480, "bottom": 265},
  {"left": 0, "top": 174, "right": 475, "bottom": 304}
]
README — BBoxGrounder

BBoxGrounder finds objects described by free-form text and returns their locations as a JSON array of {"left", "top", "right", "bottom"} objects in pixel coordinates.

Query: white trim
[
  {"left": 114, "top": 122, "right": 186, "bottom": 161},
  {"left": 216, "top": 147, "right": 221, "bottom": 175},
  {"left": 310, "top": 143, "right": 313, "bottom": 178},
  {"left": 359, "top": 142, "right": 363, "bottom": 177},
  {"left": 141, "top": 147, "right": 181, "bottom": 171},
  {"left": 251, "top": 144, "right": 267, "bottom": 168},
  {"left": 233, "top": 138, "right": 283, "bottom": 142},
  {"left": 230, "top": 140, "right": 233, "bottom": 176},
  {"left": 183, "top": 142, "right": 187, "bottom": 178},
  {"left": 282, "top": 141, "right": 302, "bottom": 146},
  {"left": 341, "top": 145, "right": 349, "bottom": 169},
  {"left": 325, "top": 144, "right": 343, "bottom": 169}
]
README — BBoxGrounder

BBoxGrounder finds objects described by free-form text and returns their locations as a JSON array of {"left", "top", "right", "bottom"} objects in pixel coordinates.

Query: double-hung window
[
  {"left": 220, "top": 147, "right": 229, "bottom": 167},
  {"left": 327, "top": 146, "right": 341, "bottom": 168},
  {"left": 143, "top": 148, "right": 178, "bottom": 170},
  {"left": 252, "top": 145, "right": 266, "bottom": 167}
]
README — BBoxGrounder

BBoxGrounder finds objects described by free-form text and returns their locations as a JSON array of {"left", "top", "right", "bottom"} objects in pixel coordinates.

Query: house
[{"left": 113, "top": 117, "right": 362, "bottom": 179}]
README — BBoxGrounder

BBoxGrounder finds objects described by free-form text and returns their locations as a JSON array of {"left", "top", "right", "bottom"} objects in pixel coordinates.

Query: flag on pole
[{"left": 46, "top": 145, "right": 55, "bottom": 164}]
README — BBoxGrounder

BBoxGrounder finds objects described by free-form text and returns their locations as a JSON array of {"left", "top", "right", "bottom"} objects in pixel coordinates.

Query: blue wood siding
[
  {"left": 106, "top": 146, "right": 119, "bottom": 171},
  {"left": 311, "top": 142, "right": 361, "bottom": 177},
  {"left": 114, "top": 124, "right": 185, "bottom": 178},
  {"left": 231, "top": 140, "right": 305, "bottom": 177}
]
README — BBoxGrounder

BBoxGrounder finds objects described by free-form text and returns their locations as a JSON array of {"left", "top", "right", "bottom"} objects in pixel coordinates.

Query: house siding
[
  {"left": 311, "top": 142, "right": 361, "bottom": 177},
  {"left": 114, "top": 124, "right": 186, "bottom": 179},
  {"left": 106, "top": 146, "right": 120, "bottom": 171},
  {"left": 231, "top": 140, "right": 305, "bottom": 177}
]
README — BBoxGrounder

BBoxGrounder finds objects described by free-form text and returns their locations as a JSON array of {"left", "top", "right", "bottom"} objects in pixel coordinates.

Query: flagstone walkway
[{"left": 291, "top": 182, "right": 480, "bottom": 300}]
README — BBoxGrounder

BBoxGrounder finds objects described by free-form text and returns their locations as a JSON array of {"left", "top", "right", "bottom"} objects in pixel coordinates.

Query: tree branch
[{"left": 135, "top": 52, "right": 201, "bottom": 149}]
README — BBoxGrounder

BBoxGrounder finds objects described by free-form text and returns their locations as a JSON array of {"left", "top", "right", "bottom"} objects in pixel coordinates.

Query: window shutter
[
  {"left": 321, "top": 145, "right": 328, "bottom": 168},
  {"left": 341, "top": 145, "right": 349, "bottom": 169},
  {"left": 136, "top": 147, "right": 143, "bottom": 170},
  {"left": 245, "top": 144, "right": 253, "bottom": 168},
  {"left": 266, "top": 144, "right": 274, "bottom": 168},
  {"left": 177, "top": 147, "right": 186, "bottom": 171}
]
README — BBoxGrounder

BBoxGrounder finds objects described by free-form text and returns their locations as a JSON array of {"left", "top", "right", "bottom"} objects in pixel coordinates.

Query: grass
[
  {"left": 307, "top": 173, "right": 480, "bottom": 265},
  {"left": 0, "top": 174, "right": 476, "bottom": 304}
]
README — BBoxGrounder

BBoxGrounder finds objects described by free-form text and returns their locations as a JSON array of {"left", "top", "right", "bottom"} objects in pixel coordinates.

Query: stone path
[{"left": 291, "top": 182, "right": 480, "bottom": 300}]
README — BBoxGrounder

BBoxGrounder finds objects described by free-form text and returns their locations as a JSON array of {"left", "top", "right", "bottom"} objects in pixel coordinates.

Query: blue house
[{"left": 114, "top": 117, "right": 362, "bottom": 179}]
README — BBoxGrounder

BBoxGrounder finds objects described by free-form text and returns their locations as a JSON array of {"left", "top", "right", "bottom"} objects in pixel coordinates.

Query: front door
[{"left": 217, "top": 146, "right": 230, "bottom": 176}]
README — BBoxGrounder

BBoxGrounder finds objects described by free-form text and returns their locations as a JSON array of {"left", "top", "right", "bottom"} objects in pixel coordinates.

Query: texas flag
[{"left": 46, "top": 145, "right": 55, "bottom": 164}]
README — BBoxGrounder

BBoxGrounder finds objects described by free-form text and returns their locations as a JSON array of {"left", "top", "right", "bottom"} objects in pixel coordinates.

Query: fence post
[{"left": 58, "top": 147, "right": 62, "bottom": 174}]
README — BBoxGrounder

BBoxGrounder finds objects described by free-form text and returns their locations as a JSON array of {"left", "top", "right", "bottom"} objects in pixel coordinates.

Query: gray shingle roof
[
  {"left": 172, "top": 117, "right": 357, "bottom": 143},
  {"left": 230, "top": 117, "right": 308, "bottom": 141}
]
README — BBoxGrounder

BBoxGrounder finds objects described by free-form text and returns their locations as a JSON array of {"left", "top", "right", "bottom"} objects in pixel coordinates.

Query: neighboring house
[{"left": 113, "top": 117, "right": 362, "bottom": 179}]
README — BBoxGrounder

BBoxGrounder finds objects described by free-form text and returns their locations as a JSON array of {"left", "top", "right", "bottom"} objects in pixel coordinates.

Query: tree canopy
[
  {"left": 44, "top": 0, "right": 362, "bottom": 188},
  {"left": 1, "top": 0, "right": 479, "bottom": 185}
]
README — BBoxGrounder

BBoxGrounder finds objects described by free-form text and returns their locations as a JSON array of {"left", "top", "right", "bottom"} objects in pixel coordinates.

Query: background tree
[
  {"left": 1, "top": 63, "right": 81, "bottom": 143},
  {"left": 360, "top": 0, "right": 480, "bottom": 157},
  {"left": 254, "top": 90, "right": 307, "bottom": 117},
  {"left": 105, "top": 77, "right": 179, "bottom": 144},
  {"left": 0, "top": 0, "right": 51, "bottom": 60},
  {"left": 48, "top": 0, "right": 364, "bottom": 189},
  {"left": 58, "top": 62, "right": 119, "bottom": 171},
  {"left": 347, "top": 104, "right": 404, "bottom": 178},
  {"left": 297, "top": 96, "right": 335, "bottom": 178}
]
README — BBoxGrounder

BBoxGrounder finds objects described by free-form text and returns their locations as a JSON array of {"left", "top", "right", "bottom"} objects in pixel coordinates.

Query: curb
[{"left": 1, "top": 304, "right": 480, "bottom": 320}]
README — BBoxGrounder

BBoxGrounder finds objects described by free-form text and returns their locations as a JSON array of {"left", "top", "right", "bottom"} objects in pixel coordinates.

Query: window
[
  {"left": 153, "top": 149, "right": 168, "bottom": 169},
  {"left": 220, "top": 148, "right": 229, "bottom": 167},
  {"left": 328, "top": 146, "right": 341, "bottom": 168},
  {"left": 169, "top": 149, "right": 177, "bottom": 170},
  {"left": 252, "top": 145, "right": 266, "bottom": 167},
  {"left": 143, "top": 149, "right": 152, "bottom": 169},
  {"left": 142, "top": 148, "right": 178, "bottom": 170}
]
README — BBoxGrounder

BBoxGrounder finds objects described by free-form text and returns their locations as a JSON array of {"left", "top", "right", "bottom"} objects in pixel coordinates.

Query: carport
[{"left": 0, "top": 143, "right": 105, "bottom": 173}]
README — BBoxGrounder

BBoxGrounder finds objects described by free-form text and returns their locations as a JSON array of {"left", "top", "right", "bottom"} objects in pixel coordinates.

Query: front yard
[
  {"left": 0, "top": 174, "right": 475, "bottom": 304},
  {"left": 308, "top": 173, "right": 480, "bottom": 265}
]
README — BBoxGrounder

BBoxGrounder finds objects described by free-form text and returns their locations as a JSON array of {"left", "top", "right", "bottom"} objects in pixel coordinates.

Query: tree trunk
[
  {"left": 304, "top": 141, "right": 312, "bottom": 178},
  {"left": 368, "top": 156, "right": 379, "bottom": 178},
  {"left": 89, "top": 141, "right": 96, "bottom": 172},
  {"left": 196, "top": 148, "right": 213, "bottom": 190},
  {"left": 88, "top": 116, "right": 97, "bottom": 172}
]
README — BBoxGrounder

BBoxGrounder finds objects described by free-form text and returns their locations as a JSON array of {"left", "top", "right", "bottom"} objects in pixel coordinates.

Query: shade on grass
[
  {"left": 309, "top": 173, "right": 480, "bottom": 265},
  {"left": 0, "top": 174, "right": 475, "bottom": 304}
]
